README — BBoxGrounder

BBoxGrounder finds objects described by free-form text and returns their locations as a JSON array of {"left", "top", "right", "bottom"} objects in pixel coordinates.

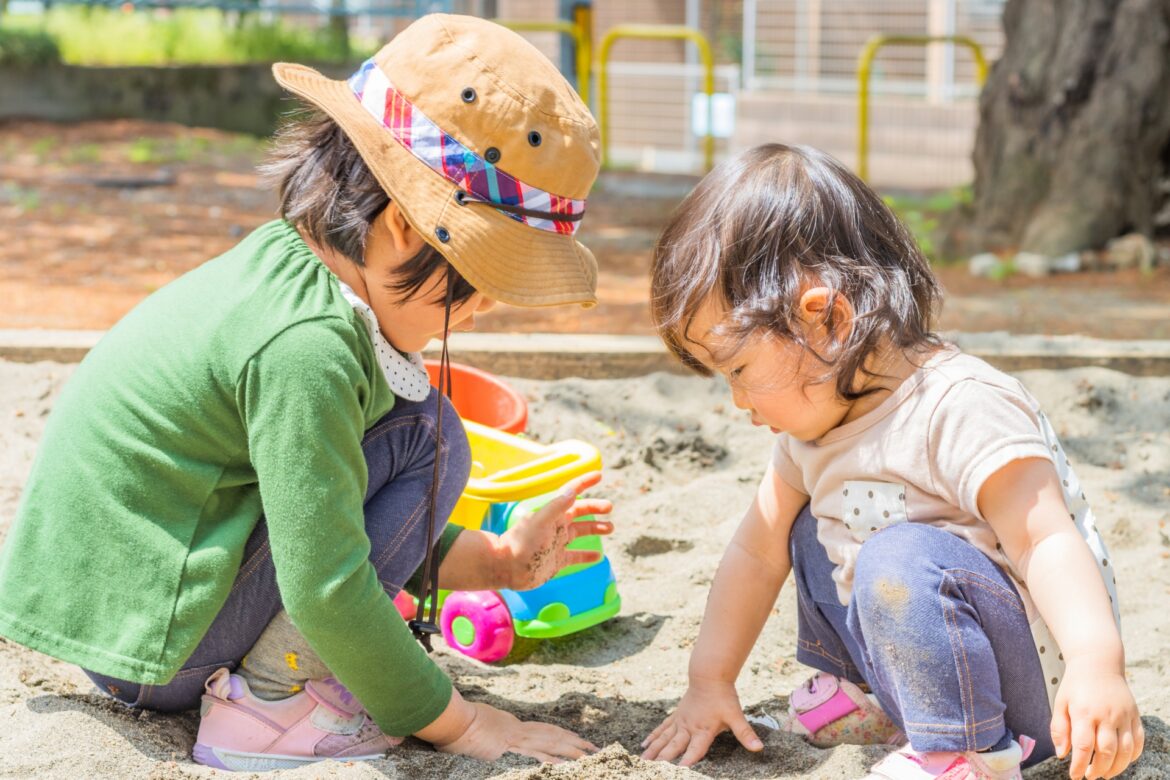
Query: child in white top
[{"left": 640, "top": 144, "right": 1142, "bottom": 780}]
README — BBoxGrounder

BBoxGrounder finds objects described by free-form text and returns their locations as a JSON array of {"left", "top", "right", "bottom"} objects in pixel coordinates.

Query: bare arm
[
  {"left": 688, "top": 463, "right": 808, "bottom": 685},
  {"left": 979, "top": 458, "right": 1142, "bottom": 780},
  {"left": 642, "top": 463, "right": 809, "bottom": 766}
]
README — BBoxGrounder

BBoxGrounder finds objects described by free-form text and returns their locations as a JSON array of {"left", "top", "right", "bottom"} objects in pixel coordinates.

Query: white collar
[{"left": 335, "top": 280, "right": 430, "bottom": 402}]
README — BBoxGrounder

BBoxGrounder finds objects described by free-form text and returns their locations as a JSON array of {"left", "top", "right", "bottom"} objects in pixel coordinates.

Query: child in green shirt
[{"left": 0, "top": 13, "right": 609, "bottom": 771}]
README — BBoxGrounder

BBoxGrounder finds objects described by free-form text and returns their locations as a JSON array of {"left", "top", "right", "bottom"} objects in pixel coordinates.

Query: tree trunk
[{"left": 963, "top": 0, "right": 1170, "bottom": 256}]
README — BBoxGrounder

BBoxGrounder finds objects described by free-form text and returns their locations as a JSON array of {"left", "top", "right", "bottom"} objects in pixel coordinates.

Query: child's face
[
  {"left": 684, "top": 298, "right": 852, "bottom": 442},
  {"left": 363, "top": 209, "right": 497, "bottom": 353}
]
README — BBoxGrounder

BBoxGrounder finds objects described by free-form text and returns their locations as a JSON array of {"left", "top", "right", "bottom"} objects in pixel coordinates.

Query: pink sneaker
[
  {"left": 864, "top": 736, "right": 1035, "bottom": 780},
  {"left": 193, "top": 668, "right": 402, "bottom": 771},
  {"left": 782, "top": 672, "right": 904, "bottom": 747}
]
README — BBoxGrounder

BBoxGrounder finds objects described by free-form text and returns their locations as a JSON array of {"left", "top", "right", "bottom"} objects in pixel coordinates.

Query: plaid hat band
[{"left": 348, "top": 58, "right": 586, "bottom": 236}]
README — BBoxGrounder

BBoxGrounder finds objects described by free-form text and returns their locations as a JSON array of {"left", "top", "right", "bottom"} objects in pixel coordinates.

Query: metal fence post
[{"left": 856, "top": 34, "right": 988, "bottom": 182}]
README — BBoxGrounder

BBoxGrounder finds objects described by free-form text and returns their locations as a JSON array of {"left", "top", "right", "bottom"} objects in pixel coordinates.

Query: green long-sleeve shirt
[{"left": 0, "top": 220, "right": 458, "bottom": 735}]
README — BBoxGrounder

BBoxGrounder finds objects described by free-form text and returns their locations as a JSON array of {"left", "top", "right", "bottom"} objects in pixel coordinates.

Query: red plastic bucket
[{"left": 423, "top": 360, "right": 528, "bottom": 434}]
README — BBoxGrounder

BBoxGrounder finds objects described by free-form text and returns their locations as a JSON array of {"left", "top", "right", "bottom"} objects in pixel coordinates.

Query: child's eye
[{"left": 729, "top": 366, "right": 745, "bottom": 379}]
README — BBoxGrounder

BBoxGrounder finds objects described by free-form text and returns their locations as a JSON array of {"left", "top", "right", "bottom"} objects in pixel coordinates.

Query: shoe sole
[{"left": 193, "top": 742, "right": 385, "bottom": 772}]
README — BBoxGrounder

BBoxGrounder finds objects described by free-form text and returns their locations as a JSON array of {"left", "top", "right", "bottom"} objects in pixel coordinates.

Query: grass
[{"left": 1, "top": 7, "right": 376, "bottom": 66}]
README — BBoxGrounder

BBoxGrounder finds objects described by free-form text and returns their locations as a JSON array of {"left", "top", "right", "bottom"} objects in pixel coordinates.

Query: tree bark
[{"left": 963, "top": 0, "right": 1170, "bottom": 256}]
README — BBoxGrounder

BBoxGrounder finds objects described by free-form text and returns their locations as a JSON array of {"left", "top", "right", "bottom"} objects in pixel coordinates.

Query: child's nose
[{"left": 729, "top": 384, "right": 751, "bottom": 410}]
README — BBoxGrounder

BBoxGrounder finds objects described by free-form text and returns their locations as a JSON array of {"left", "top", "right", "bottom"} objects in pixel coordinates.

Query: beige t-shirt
[{"left": 771, "top": 347, "right": 1119, "bottom": 705}]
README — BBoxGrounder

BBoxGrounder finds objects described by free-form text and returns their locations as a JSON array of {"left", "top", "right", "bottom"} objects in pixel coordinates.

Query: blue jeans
[
  {"left": 83, "top": 390, "right": 470, "bottom": 711},
  {"left": 788, "top": 506, "right": 1054, "bottom": 766}
]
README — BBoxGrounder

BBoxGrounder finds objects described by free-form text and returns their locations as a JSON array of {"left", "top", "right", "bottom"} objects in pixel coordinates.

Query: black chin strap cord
[{"left": 408, "top": 272, "right": 455, "bottom": 651}]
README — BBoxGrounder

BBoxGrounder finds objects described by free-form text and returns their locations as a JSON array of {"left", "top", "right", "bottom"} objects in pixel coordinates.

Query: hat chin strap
[
  {"left": 408, "top": 272, "right": 455, "bottom": 651},
  {"left": 457, "top": 191, "right": 584, "bottom": 224}
]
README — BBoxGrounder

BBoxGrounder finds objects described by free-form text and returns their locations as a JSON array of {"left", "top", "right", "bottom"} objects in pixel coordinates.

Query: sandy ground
[{"left": 0, "top": 359, "right": 1168, "bottom": 779}]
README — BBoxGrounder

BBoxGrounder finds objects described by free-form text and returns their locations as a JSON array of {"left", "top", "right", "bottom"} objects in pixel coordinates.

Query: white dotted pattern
[
  {"left": 335, "top": 280, "right": 430, "bottom": 402},
  {"left": 842, "top": 481, "right": 908, "bottom": 542}
]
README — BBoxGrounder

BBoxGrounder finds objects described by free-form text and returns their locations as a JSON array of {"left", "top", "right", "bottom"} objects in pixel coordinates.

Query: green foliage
[
  {"left": 2, "top": 8, "right": 374, "bottom": 66},
  {"left": 0, "top": 26, "right": 61, "bottom": 66},
  {"left": 127, "top": 137, "right": 158, "bottom": 164},
  {"left": 986, "top": 259, "right": 1016, "bottom": 281},
  {"left": 31, "top": 137, "right": 56, "bottom": 162},
  {"left": 882, "top": 185, "right": 972, "bottom": 265},
  {"left": 66, "top": 143, "right": 101, "bottom": 163},
  {"left": 124, "top": 134, "right": 227, "bottom": 164}
]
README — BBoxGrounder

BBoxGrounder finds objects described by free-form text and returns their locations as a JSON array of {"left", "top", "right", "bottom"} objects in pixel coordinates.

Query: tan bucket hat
[{"left": 272, "top": 13, "right": 600, "bottom": 308}]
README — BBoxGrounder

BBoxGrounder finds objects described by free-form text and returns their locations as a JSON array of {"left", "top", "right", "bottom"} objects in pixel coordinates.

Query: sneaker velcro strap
[{"left": 791, "top": 674, "right": 860, "bottom": 734}]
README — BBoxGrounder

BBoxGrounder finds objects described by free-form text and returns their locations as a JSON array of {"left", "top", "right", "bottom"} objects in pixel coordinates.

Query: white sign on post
[{"left": 691, "top": 92, "right": 736, "bottom": 139}]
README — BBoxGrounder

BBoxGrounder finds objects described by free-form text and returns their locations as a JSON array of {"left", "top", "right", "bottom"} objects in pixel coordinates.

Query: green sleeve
[
  {"left": 403, "top": 524, "right": 465, "bottom": 599},
  {"left": 238, "top": 320, "right": 451, "bottom": 736}
]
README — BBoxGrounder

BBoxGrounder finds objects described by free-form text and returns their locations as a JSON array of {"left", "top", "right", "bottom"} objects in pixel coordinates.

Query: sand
[{"left": 0, "top": 359, "right": 1167, "bottom": 779}]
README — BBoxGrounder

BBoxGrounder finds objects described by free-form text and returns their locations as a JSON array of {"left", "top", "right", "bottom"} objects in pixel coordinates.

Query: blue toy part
[{"left": 489, "top": 496, "right": 621, "bottom": 639}]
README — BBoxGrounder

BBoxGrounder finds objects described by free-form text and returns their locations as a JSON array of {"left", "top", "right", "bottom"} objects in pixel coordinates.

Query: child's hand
[
  {"left": 1050, "top": 657, "right": 1144, "bottom": 779},
  {"left": 640, "top": 678, "right": 763, "bottom": 767},
  {"left": 498, "top": 471, "right": 613, "bottom": 591},
  {"left": 434, "top": 700, "right": 598, "bottom": 763}
]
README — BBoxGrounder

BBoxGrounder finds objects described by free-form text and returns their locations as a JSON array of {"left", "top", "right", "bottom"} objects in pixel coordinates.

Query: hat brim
[{"left": 272, "top": 62, "right": 598, "bottom": 309}]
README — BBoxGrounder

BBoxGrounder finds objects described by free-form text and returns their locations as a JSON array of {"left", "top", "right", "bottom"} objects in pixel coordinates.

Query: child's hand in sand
[
  {"left": 496, "top": 471, "right": 613, "bottom": 591},
  {"left": 430, "top": 696, "right": 598, "bottom": 763},
  {"left": 641, "top": 677, "right": 763, "bottom": 767},
  {"left": 1050, "top": 657, "right": 1144, "bottom": 780}
]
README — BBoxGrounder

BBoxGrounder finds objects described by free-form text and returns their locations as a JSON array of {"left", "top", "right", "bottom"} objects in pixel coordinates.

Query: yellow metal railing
[
  {"left": 494, "top": 17, "right": 592, "bottom": 101},
  {"left": 856, "top": 34, "right": 989, "bottom": 181},
  {"left": 597, "top": 24, "right": 716, "bottom": 171}
]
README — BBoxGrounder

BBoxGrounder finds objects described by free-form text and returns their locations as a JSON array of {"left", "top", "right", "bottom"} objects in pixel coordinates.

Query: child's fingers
[
  {"left": 1050, "top": 704, "right": 1072, "bottom": 758},
  {"left": 641, "top": 722, "right": 677, "bottom": 760},
  {"left": 729, "top": 713, "right": 764, "bottom": 753},
  {"left": 564, "top": 550, "right": 604, "bottom": 567},
  {"left": 517, "top": 724, "right": 592, "bottom": 761},
  {"left": 656, "top": 726, "right": 694, "bottom": 763},
  {"left": 1133, "top": 715, "right": 1145, "bottom": 761},
  {"left": 1086, "top": 723, "right": 1117, "bottom": 779},
  {"left": 515, "top": 749, "right": 561, "bottom": 764},
  {"left": 560, "top": 471, "right": 603, "bottom": 498},
  {"left": 1068, "top": 717, "right": 1097, "bottom": 779},
  {"left": 568, "top": 519, "right": 614, "bottom": 539},
  {"left": 678, "top": 731, "right": 716, "bottom": 768},
  {"left": 1104, "top": 727, "right": 1135, "bottom": 779},
  {"left": 565, "top": 499, "right": 613, "bottom": 520},
  {"left": 641, "top": 718, "right": 669, "bottom": 749}
]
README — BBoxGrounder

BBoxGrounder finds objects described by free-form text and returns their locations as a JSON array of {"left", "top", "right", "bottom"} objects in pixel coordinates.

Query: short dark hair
[
  {"left": 263, "top": 107, "right": 477, "bottom": 306},
  {"left": 651, "top": 143, "right": 942, "bottom": 401}
]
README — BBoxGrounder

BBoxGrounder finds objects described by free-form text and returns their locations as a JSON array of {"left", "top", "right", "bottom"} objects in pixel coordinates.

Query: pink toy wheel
[{"left": 440, "top": 590, "right": 515, "bottom": 663}]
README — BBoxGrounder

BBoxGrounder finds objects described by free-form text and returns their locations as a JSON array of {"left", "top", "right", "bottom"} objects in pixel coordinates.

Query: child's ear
[
  {"left": 798, "top": 287, "right": 855, "bottom": 339},
  {"left": 378, "top": 202, "right": 426, "bottom": 257}
]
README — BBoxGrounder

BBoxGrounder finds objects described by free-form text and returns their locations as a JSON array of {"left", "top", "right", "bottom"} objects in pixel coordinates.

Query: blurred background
[{"left": 1, "top": 0, "right": 1167, "bottom": 339}]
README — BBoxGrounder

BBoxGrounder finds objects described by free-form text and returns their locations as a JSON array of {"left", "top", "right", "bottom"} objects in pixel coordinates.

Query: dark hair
[
  {"left": 263, "top": 107, "right": 477, "bottom": 306},
  {"left": 651, "top": 143, "right": 942, "bottom": 401}
]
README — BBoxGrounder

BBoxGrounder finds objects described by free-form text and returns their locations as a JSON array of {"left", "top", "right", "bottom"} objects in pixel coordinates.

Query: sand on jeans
[{"left": 0, "top": 359, "right": 1167, "bottom": 779}]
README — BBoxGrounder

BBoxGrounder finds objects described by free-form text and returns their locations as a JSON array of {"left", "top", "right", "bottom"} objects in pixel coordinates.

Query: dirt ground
[
  {"left": 1, "top": 360, "right": 1169, "bottom": 778},
  {"left": 2, "top": 118, "right": 1169, "bottom": 339}
]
